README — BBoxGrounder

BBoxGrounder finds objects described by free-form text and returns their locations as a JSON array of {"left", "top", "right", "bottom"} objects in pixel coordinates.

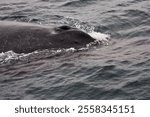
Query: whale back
[{"left": 0, "top": 22, "right": 95, "bottom": 53}]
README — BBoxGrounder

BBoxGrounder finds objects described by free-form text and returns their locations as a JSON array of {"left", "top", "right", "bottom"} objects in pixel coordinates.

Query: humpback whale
[{"left": 0, "top": 21, "right": 96, "bottom": 54}]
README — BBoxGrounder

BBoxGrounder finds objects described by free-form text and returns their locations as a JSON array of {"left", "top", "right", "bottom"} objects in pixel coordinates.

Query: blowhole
[{"left": 58, "top": 25, "right": 71, "bottom": 30}]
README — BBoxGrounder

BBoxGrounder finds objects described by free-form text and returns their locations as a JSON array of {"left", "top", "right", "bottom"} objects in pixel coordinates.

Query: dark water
[{"left": 0, "top": 0, "right": 150, "bottom": 99}]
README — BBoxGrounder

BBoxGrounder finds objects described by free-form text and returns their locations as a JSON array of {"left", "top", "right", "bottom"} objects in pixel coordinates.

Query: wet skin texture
[{"left": 0, "top": 21, "right": 95, "bottom": 53}]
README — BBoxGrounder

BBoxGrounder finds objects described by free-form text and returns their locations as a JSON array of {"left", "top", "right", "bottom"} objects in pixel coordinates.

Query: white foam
[
  {"left": 0, "top": 51, "right": 20, "bottom": 63},
  {"left": 88, "top": 31, "right": 110, "bottom": 42},
  {"left": 0, "top": 48, "right": 77, "bottom": 64}
]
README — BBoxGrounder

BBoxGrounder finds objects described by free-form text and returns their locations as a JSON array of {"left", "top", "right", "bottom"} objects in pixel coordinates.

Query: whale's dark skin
[{"left": 0, "top": 21, "right": 95, "bottom": 53}]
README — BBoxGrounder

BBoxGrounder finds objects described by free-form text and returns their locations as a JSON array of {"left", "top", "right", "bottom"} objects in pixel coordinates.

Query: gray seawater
[{"left": 0, "top": 0, "right": 150, "bottom": 99}]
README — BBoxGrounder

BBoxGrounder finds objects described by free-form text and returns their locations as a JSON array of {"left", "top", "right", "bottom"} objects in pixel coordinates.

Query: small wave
[
  {"left": 0, "top": 49, "right": 75, "bottom": 64},
  {"left": 0, "top": 51, "right": 20, "bottom": 63},
  {"left": 0, "top": 51, "right": 32, "bottom": 64},
  {"left": 61, "top": 0, "right": 95, "bottom": 7}
]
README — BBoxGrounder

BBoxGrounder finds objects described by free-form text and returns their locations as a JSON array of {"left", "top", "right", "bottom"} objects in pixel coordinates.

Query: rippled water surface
[{"left": 0, "top": 0, "right": 150, "bottom": 99}]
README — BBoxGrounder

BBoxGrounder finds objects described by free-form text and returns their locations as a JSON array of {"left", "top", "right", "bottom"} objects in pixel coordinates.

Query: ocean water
[{"left": 0, "top": 0, "right": 150, "bottom": 99}]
